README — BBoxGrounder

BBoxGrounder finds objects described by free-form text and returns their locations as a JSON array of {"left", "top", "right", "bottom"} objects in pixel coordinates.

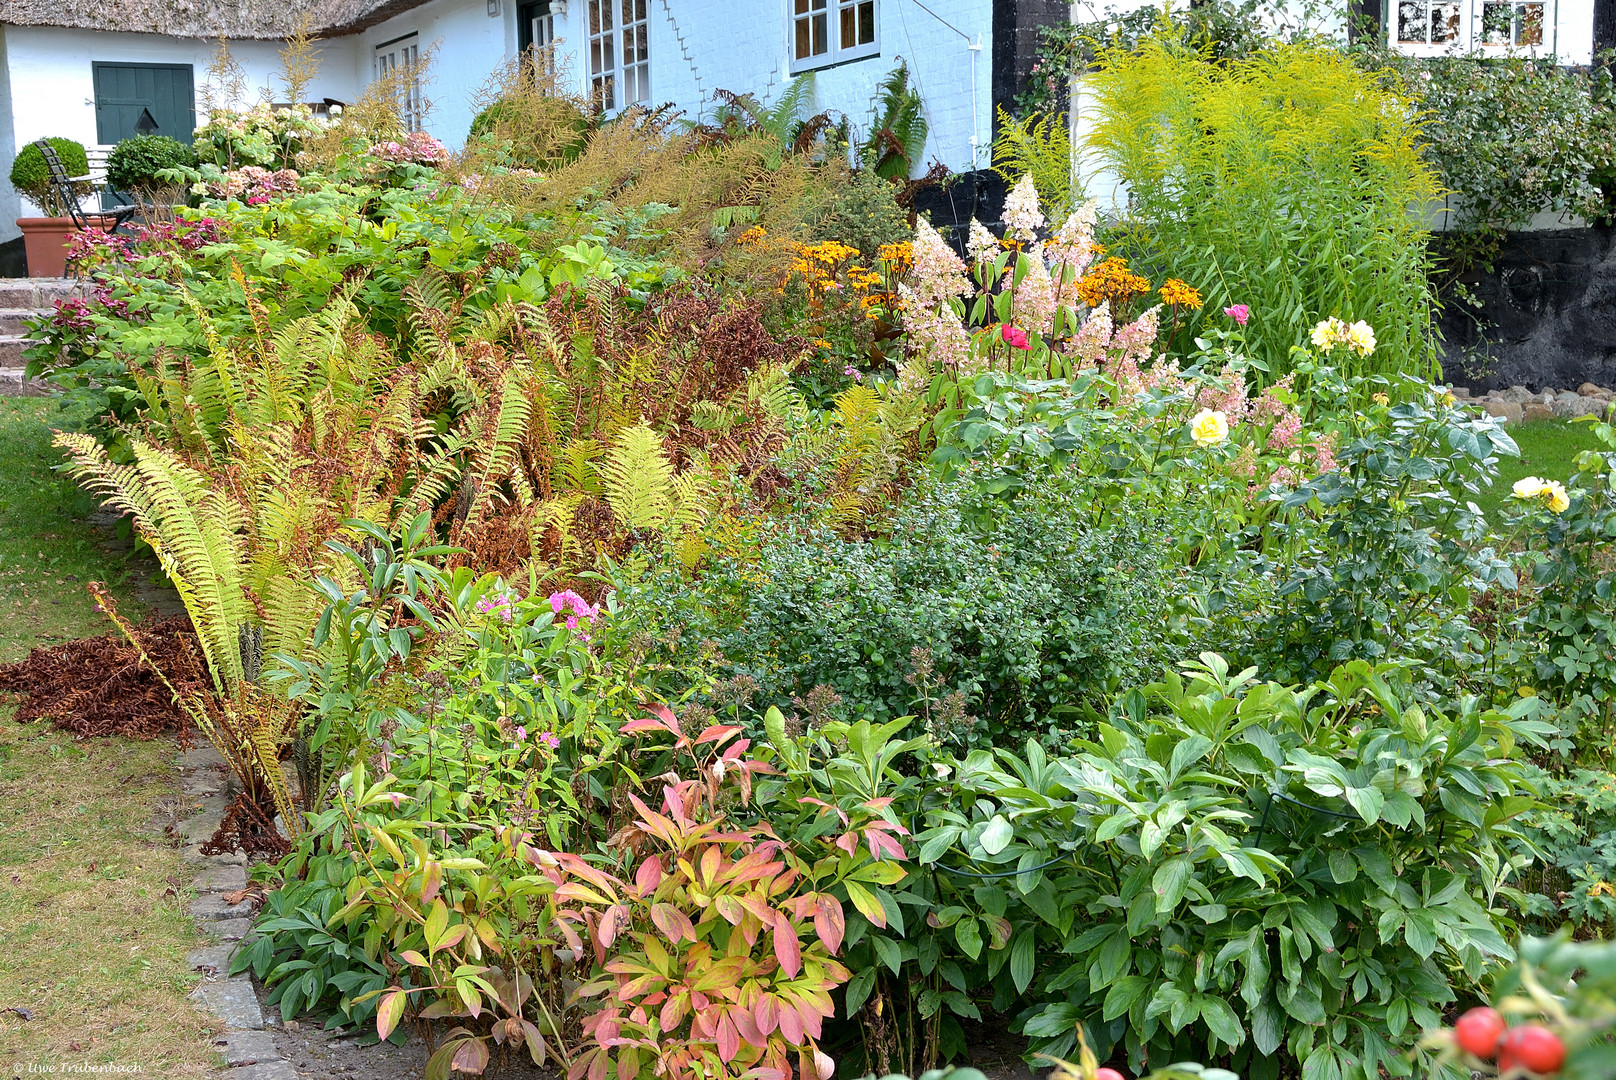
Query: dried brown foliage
[{"left": 0, "top": 616, "right": 202, "bottom": 739}]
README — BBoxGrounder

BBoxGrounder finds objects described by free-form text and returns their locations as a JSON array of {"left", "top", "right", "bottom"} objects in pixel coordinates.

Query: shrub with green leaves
[
  {"left": 106, "top": 135, "right": 197, "bottom": 193},
  {"left": 912, "top": 653, "right": 1545, "bottom": 1080},
  {"left": 1084, "top": 36, "right": 1439, "bottom": 379},
  {"left": 630, "top": 470, "right": 1185, "bottom": 744}
]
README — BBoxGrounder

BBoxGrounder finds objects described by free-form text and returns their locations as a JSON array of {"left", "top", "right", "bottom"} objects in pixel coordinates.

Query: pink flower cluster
[
  {"left": 1046, "top": 200, "right": 1101, "bottom": 282},
  {"left": 1001, "top": 176, "right": 1045, "bottom": 244},
  {"left": 64, "top": 218, "right": 227, "bottom": 276},
  {"left": 368, "top": 131, "right": 450, "bottom": 166},
  {"left": 1224, "top": 304, "right": 1250, "bottom": 326},
  {"left": 548, "top": 589, "right": 598, "bottom": 630},
  {"left": 1195, "top": 376, "right": 1251, "bottom": 427},
  {"left": 1011, "top": 245, "right": 1058, "bottom": 335},
  {"left": 475, "top": 594, "right": 516, "bottom": 623},
  {"left": 209, "top": 167, "right": 300, "bottom": 204},
  {"left": 900, "top": 220, "right": 974, "bottom": 386}
]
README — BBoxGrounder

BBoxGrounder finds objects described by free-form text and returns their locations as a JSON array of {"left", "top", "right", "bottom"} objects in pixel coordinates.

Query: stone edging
[{"left": 175, "top": 744, "right": 299, "bottom": 1080}]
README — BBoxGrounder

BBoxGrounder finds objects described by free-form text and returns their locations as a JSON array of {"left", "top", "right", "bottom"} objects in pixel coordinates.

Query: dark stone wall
[
  {"left": 1439, "top": 225, "right": 1616, "bottom": 391},
  {"left": 991, "top": 0, "right": 1069, "bottom": 137}
]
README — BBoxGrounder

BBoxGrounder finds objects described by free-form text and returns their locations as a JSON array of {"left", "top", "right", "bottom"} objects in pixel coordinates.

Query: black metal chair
[{"left": 33, "top": 139, "right": 141, "bottom": 234}]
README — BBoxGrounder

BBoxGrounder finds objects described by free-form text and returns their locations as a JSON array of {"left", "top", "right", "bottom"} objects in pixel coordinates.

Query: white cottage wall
[
  {"left": 0, "top": 26, "right": 356, "bottom": 234},
  {"left": 352, "top": 0, "right": 514, "bottom": 149},
  {"left": 545, "top": 0, "right": 992, "bottom": 175}
]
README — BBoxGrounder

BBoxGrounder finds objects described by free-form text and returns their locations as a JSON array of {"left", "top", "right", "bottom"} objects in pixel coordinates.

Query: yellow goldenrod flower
[{"left": 1189, "top": 409, "right": 1230, "bottom": 447}]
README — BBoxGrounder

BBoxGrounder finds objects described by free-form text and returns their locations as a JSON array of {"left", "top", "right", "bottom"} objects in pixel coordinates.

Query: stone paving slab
[
  {"left": 211, "top": 1030, "right": 281, "bottom": 1067},
  {"left": 227, "top": 1060, "right": 301, "bottom": 1080},
  {"left": 191, "top": 976, "right": 265, "bottom": 1030},
  {"left": 204, "top": 916, "right": 257, "bottom": 942},
  {"left": 195, "top": 862, "right": 249, "bottom": 892}
]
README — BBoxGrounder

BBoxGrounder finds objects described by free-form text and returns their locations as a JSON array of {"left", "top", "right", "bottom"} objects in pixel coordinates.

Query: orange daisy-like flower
[
  {"left": 1158, "top": 278, "right": 1202, "bottom": 309},
  {"left": 1074, "top": 257, "right": 1151, "bottom": 308}
]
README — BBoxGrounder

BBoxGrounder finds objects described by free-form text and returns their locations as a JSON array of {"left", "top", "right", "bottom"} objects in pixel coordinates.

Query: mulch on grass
[{"left": 0, "top": 616, "right": 202, "bottom": 738}]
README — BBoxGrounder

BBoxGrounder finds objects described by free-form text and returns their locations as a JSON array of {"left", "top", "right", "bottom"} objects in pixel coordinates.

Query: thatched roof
[{"left": 0, "top": 0, "right": 435, "bottom": 39}]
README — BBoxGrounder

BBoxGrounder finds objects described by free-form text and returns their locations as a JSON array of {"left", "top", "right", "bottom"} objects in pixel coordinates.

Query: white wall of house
[
  {"left": 0, "top": 25, "right": 355, "bottom": 239},
  {"left": 540, "top": 0, "right": 992, "bottom": 174},
  {"left": 351, "top": 0, "right": 513, "bottom": 149}
]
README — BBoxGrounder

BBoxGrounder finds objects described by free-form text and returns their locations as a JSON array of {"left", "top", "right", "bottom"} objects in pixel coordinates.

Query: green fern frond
[{"left": 603, "top": 423, "right": 673, "bottom": 532}]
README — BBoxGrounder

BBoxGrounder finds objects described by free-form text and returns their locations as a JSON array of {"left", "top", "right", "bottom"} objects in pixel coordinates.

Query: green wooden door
[{"left": 91, "top": 62, "right": 195, "bottom": 144}]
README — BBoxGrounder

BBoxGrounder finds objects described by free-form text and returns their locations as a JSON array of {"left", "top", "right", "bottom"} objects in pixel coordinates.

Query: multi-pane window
[
  {"left": 792, "top": 0, "right": 878, "bottom": 72},
  {"left": 1480, "top": 0, "right": 1546, "bottom": 45},
  {"left": 374, "top": 35, "right": 423, "bottom": 131},
  {"left": 588, "top": 0, "right": 650, "bottom": 113},
  {"left": 1396, "top": 0, "right": 1461, "bottom": 44},
  {"left": 519, "top": 1, "right": 557, "bottom": 75},
  {"left": 1393, "top": 0, "right": 1551, "bottom": 51}
]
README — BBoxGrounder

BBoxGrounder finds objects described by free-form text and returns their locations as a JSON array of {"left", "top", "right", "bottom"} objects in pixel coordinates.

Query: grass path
[{"left": 0, "top": 398, "right": 219, "bottom": 1078}]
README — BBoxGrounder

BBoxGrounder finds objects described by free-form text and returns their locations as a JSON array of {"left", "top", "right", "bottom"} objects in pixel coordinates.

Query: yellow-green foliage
[
  {"left": 1085, "top": 36, "right": 1441, "bottom": 379},
  {"left": 992, "top": 108, "right": 1076, "bottom": 219}
]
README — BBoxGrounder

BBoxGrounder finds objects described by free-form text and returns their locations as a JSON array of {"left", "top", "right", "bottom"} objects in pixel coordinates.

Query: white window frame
[
  {"left": 374, "top": 34, "right": 425, "bottom": 131},
  {"left": 587, "top": 0, "right": 650, "bottom": 114},
  {"left": 789, "top": 0, "right": 879, "bottom": 74},
  {"left": 1389, "top": 0, "right": 1556, "bottom": 56}
]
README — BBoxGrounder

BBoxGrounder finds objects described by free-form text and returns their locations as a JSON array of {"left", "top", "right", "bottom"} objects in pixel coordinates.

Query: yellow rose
[
  {"left": 1189, "top": 409, "right": 1230, "bottom": 447},
  {"left": 1543, "top": 480, "right": 1570, "bottom": 514},
  {"left": 1512, "top": 476, "right": 1546, "bottom": 500},
  {"left": 1346, "top": 320, "right": 1376, "bottom": 356}
]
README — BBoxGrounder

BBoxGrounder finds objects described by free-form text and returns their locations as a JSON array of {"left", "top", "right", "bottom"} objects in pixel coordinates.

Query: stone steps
[{"left": 0, "top": 279, "right": 76, "bottom": 395}]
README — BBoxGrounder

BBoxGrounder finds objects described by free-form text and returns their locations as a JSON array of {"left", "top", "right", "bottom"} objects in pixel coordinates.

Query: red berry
[
  {"left": 1454, "top": 1007, "right": 1507, "bottom": 1060},
  {"left": 1094, "top": 1070, "right": 1127, "bottom": 1080},
  {"left": 1498, "top": 1025, "right": 1567, "bottom": 1076}
]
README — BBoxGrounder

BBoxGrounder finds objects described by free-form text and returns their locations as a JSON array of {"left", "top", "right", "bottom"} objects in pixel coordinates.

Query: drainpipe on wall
[{"left": 903, "top": 0, "right": 983, "bottom": 168}]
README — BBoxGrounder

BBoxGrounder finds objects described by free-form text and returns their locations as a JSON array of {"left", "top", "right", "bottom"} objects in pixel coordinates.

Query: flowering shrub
[
  {"left": 206, "top": 165, "right": 302, "bottom": 204},
  {"left": 369, "top": 131, "right": 451, "bottom": 167}
]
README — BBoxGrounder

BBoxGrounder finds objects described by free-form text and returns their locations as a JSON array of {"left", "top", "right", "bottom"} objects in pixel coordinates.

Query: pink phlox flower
[
  {"left": 1224, "top": 304, "right": 1250, "bottom": 326},
  {"left": 842, "top": 365, "right": 864, "bottom": 382},
  {"left": 538, "top": 732, "right": 561, "bottom": 751}
]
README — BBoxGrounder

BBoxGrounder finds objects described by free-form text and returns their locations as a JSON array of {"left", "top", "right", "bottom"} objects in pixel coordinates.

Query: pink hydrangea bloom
[
  {"left": 1011, "top": 244, "right": 1058, "bottom": 336},
  {"left": 368, "top": 131, "right": 449, "bottom": 166}
]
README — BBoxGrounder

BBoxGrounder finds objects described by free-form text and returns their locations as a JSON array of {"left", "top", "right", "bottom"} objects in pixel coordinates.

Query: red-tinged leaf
[
  {"left": 635, "top": 856, "right": 664, "bottom": 897},
  {"left": 716, "top": 1011, "right": 741, "bottom": 1062},
  {"left": 399, "top": 949, "right": 430, "bottom": 968},
  {"left": 773, "top": 921, "right": 803, "bottom": 978},
  {"left": 557, "top": 882, "right": 617, "bottom": 907},
  {"left": 835, "top": 832, "right": 857, "bottom": 855},
  {"left": 814, "top": 1047, "right": 836, "bottom": 1080},
  {"left": 376, "top": 988, "right": 406, "bottom": 1041},
  {"left": 519, "top": 1019, "right": 549, "bottom": 1064},
  {"left": 437, "top": 923, "right": 469, "bottom": 953},
  {"left": 777, "top": 1001, "right": 805, "bottom": 1045},
  {"left": 814, "top": 894, "right": 846, "bottom": 954},
  {"left": 660, "top": 991, "right": 690, "bottom": 1032},
  {"left": 451, "top": 1037, "right": 490, "bottom": 1075},
  {"left": 419, "top": 860, "right": 444, "bottom": 904},
  {"left": 867, "top": 828, "right": 907, "bottom": 862},
  {"left": 598, "top": 904, "right": 627, "bottom": 948},
  {"left": 588, "top": 1044, "right": 610, "bottom": 1080},
  {"left": 417, "top": 998, "right": 465, "bottom": 1020},
  {"left": 699, "top": 845, "right": 722, "bottom": 887},
  {"left": 694, "top": 723, "right": 742, "bottom": 746},
  {"left": 844, "top": 881, "right": 886, "bottom": 928},
  {"left": 755, "top": 992, "right": 780, "bottom": 1036},
  {"left": 732, "top": 1003, "right": 766, "bottom": 1048},
  {"left": 650, "top": 902, "right": 696, "bottom": 942},
  {"left": 714, "top": 894, "right": 746, "bottom": 925}
]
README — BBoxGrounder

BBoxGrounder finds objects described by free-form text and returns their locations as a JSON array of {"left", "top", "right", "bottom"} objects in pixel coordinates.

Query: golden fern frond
[
  {"left": 552, "top": 438, "right": 603, "bottom": 495},
  {"left": 603, "top": 423, "right": 673, "bottom": 532}
]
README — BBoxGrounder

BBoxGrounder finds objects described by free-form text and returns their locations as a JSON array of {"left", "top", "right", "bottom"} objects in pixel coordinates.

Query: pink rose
[{"left": 1000, "top": 324, "right": 1031, "bottom": 350}]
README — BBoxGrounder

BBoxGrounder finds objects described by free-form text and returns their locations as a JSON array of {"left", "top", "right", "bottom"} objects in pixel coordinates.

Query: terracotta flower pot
[{"left": 16, "top": 216, "right": 110, "bottom": 278}]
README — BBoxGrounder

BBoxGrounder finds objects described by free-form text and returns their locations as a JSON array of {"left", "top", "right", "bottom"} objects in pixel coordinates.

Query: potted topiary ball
[{"left": 9, "top": 137, "right": 95, "bottom": 278}]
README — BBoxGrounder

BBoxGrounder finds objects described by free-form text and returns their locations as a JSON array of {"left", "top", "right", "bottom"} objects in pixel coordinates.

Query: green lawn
[
  {"left": 1474, "top": 418, "right": 1606, "bottom": 524},
  {"left": 0, "top": 397, "right": 150, "bottom": 658},
  {"left": 0, "top": 397, "right": 218, "bottom": 1077}
]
